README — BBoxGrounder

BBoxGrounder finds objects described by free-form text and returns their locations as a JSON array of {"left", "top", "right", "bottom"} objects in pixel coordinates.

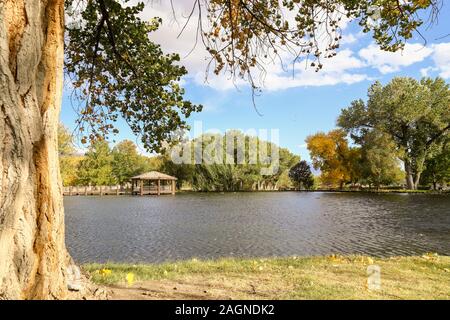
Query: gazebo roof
[{"left": 131, "top": 171, "right": 177, "bottom": 180}]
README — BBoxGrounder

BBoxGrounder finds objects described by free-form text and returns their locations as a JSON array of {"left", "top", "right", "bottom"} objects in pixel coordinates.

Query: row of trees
[
  {"left": 59, "top": 124, "right": 160, "bottom": 186},
  {"left": 306, "top": 77, "right": 450, "bottom": 190},
  {"left": 62, "top": 75, "right": 450, "bottom": 193},
  {"left": 59, "top": 126, "right": 304, "bottom": 191},
  {"left": 164, "top": 131, "right": 301, "bottom": 191}
]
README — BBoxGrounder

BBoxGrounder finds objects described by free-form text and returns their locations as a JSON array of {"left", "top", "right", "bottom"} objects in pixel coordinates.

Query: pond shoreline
[{"left": 83, "top": 255, "right": 450, "bottom": 300}]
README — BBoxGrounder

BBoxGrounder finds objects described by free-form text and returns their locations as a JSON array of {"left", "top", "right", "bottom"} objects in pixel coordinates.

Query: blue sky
[{"left": 61, "top": 2, "right": 450, "bottom": 161}]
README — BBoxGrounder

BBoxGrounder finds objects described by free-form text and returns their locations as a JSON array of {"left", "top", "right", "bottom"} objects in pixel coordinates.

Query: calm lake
[{"left": 64, "top": 192, "right": 450, "bottom": 263}]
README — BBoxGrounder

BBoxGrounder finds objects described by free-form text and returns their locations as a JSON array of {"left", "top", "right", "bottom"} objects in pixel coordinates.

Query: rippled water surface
[{"left": 64, "top": 192, "right": 450, "bottom": 263}]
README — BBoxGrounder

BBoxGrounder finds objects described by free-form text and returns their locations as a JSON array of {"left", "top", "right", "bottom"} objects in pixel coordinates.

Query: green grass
[{"left": 83, "top": 254, "right": 450, "bottom": 299}]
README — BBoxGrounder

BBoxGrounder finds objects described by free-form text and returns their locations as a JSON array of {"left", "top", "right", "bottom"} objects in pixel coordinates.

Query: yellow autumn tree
[{"left": 306, "top": 129, "right": 359, "bottom": 189}]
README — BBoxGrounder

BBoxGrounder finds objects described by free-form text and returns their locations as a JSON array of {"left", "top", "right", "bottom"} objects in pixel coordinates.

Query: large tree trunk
[
  {"left": 404, "top": 159, "right": 415, "bottom": 190},
  {"left": 413, "top": 172, "right": 421, "bottom": 190},
  {"left": 0, "top": 0, "right": 70, "bottom": 299}
]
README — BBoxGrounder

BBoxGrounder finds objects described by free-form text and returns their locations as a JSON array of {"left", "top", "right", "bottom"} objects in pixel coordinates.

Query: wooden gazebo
[{"left": 131, "top": 171, "right": 177, "bottom": 196}]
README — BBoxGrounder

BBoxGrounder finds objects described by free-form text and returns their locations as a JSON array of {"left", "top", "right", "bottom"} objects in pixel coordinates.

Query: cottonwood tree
[
  {"left": 306, "top": 129, "right": 359, "bottom": 189},
  {"left": 77, "top": 140, "right": 115, "bottom": 185},
  {"left": 338, "top": 77, "right": 450, "bottom": 190},
  {"left": 0, "top": 0, "right": 441, "bottom": 299},
  {"left": 111, "top": 140, "right": 150, "bottom": 186},
  {"left": 421, "top": 141, "right": 450, "bottom": 190},
  {"left": 358, "top": 130, "right": 403, "bottom": 189}
]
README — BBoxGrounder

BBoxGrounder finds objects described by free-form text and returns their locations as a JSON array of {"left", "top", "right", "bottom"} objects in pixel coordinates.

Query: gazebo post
[
  {"left": 140, "top": 179, "right": 143, "bottom": 196},
  {"left": 172, "top": 180, "right": 176, "bottom": 195},
  {"left": 157, "top": 179, "right": 161, "bottom": 196}
]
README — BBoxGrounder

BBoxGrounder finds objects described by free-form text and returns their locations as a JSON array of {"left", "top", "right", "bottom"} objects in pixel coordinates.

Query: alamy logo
[
  {"left": 166, "top": 121, "right": 280, "bottom": 175},
  {"left": 367, "top": 265, "right": 381, "bottom": 290}
]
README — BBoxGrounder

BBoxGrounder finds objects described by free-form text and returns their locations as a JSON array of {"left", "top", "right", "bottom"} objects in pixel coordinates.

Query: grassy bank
[{"left": 83, "top": 255, "right": 450, "bottom": 300}]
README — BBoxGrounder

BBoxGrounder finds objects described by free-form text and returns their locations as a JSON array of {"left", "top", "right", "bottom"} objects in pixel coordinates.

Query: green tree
[
  {"left": 143, "top": 156, "right": 165, "bottom": 173},
  {"left": 289, "top": 161, "right": 314, "bottom": 190},
  {"left": 275, "top": 148, "right": 301, "bottom": 185},
  {"left": 111, "top": 140, "right": 149, "bottom": 186},
  {"left": 65, "top": 1, "right": 202, "bottom": 150},
  {"left": 338, "top": 77, "right": 450, "bottom": 189},
  {"left": 276, "top": 170, "right": 294, "bottom": 190},
  {"left": 359, "top": 131, "right": 403, "bottom": 189},
  {"left": 77, "top": 140, "right": 114, "bottom": 186},
  {"left": 161, "top": 158, "right": 194, "bottom": 189},
  {"left": 421, "top": 143, "right": 450, "bottom": 190}
]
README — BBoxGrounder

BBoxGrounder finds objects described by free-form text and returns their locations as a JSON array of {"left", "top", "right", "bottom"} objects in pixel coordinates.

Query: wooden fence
[{"left": 63, "top": 185, "right": 130, "bottom": 196}]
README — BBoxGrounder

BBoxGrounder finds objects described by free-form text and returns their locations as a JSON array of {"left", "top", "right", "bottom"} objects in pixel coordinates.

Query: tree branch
[
  {"left": 97, "top": 0, "right": 137, "bottom": 74},
  {"left": 426, "top": 124, "right": 450, "bottom": 148}
]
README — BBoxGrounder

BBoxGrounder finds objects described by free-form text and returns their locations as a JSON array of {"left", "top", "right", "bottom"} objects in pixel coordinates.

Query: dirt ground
[{"left": 106, "top": 276, "right": 276, "bottom": 300}]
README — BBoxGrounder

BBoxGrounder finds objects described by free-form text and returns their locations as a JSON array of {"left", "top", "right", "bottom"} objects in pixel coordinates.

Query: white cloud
[
  {"left": 260, "top": 49, "right": 368, "bottom": 91},
  {"left": 184, "top": 49, "right": 369, "bottom": 91},
  {"left": 192, "top": 71, "right": 247, "bottom": 91},
  {"left": 359, "top": 43, "right": 433, "bottom": 74},
  {"left": 263, "top": 71, "right": 368, "bottom": 91},
  {"left": 431, "top": 43, "right": 450, "bottom": 79}
]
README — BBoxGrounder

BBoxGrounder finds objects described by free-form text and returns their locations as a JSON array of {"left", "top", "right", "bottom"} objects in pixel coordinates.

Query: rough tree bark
[
  {"left": 413, "top": 172, "right": 421, "bottom": 190},
  {"left": 0, "top": 0, "right": 72, "bottom": 299},
  {"left": 404, "top": 159, "right": 416, "bottom": 190}
]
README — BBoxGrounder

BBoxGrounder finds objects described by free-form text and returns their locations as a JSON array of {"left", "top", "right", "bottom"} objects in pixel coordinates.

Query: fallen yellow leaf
[
  {"left": 126, "top": 273, "right": 135, "bottom": 286},
  {"left": 99, "top": 268, "right": 112, "bottom": 276}
]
